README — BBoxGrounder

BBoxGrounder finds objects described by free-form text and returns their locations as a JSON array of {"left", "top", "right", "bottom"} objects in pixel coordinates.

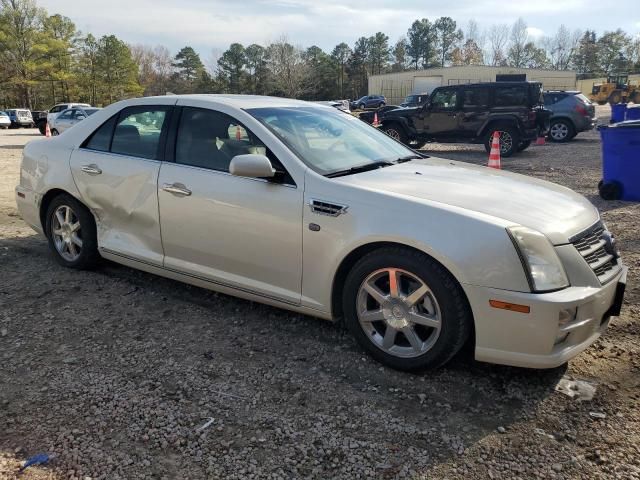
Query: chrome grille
[{"left": 570, "top": 222, "right": 620, "bottom": 284}]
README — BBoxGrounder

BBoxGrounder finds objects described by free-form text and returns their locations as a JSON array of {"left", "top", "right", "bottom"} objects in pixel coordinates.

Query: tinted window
[
  {"left": 462, "top": 88, "right": 490, "bottom": 108},
  {"left": 494, "top": 86, "right": 527, "bottom": 107},
  {"left": 85, "top": 116, "right": 117, "bottom": 152},
  {"left": 111, "top": 108, "right": 168, "bottom": 160},
  {"left": 176, "top": 107, "right": 272, "bottom": 174},
  {"left": 431, "top": 89, "right": 458, "bottom": 109}
]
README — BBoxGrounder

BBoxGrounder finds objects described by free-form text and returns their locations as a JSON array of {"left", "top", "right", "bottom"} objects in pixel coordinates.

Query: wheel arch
[
  {"left": 477, "top": 117, "right": 521, "bottom": 137},
  {"left": 39, "top": 188, "right": 89, "bottom": 232},
  {"left": 330, "top": 241, "right": 472, "bottom": 322}
]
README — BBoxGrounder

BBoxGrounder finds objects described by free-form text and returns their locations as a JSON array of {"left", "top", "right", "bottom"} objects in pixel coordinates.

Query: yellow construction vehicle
[{"left": 590, "top": 74, "right": 640, "bottom": 105}]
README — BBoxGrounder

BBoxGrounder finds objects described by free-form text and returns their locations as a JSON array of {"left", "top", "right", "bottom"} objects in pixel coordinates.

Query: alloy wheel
[
  {"left": 385, "top": 128, "right": 400, "bottom": 140},
  {"left": 51, "top": 205, "right": 83, "bottom": 262},
  {"left": 550, "top": 123, "right": 569, "bottom": 141},
  {"left": 495, "top": 131, "right": 513, "bottom": 154},
  {"left": 356, "top": 268, "right": 442, "bottom": 358}
]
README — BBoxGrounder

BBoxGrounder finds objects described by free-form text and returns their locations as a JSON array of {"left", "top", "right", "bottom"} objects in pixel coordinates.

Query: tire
[
  {"left": 51, "top": 128, "right": 59, "bottom": 136},
  {"left": 379, "top": 102, "right": 386, "bottom": 108},
  {"left": 411, "top": 140, "right": 428, "bottom": 149},
  {"left": 609, "top": 92, "right": 622, "bottom": 105},
  {"left": 517, "top": 140, "right": 531, "bottom": 152},
  {"left": 483, "top": 125, "right": 520, "bottom": 158},
  {"left": 383, "top": 123, "right": 409, "bottom": 145},
  {"left": 359, "top": 103, "right": 366, "bottom": 111},
  {"left": 342, "top": 246, "right": 472, "bottom": 371},
  {"left": 597, "top": 100, "right": 607, "bottom": 106},
  {"left": 45, "top": 194, "right": 100, "bottom": 269},
  {"left": 548, "top": 119, "right": 575, "bottom": 143}
]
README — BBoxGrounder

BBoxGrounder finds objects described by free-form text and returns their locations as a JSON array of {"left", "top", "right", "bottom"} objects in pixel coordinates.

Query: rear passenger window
[
  {"left": 85, "top": 116, "right": 117, "bottom": 152},
  {"left": 462, "top": 88, "right": 489, "bottom": 108},
  {"left": 494, "top": 87, "right": 527, "bottom": 107},
  {"left": 111, "top": 109, "right": 167, "bottom": 159}
]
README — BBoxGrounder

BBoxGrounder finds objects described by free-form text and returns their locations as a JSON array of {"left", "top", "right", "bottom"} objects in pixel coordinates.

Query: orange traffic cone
[
  {"left": 488, "top": 131, "right": 501, "bottom": 169},
  {"left": 45, "top": 122, "right": 51, "bottom": 138},
  {"left": 373, "top": 112, "right": 379, "bottom": 127},
  {"left": 536, "top": 134, "right": 546, "bottom": 146},
  {"left": 235, "top": 125, "right": 241, "bottom": 140}
]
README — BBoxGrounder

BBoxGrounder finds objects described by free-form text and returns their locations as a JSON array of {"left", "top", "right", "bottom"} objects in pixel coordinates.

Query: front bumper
[{"left": 464, "top": 266, "right": 627, "bottom": 369}]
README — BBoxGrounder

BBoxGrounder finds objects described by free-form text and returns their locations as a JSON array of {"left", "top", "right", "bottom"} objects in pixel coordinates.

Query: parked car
[
  {"left": 49, "top": 106, "right": 101, "bottom": 135},
  {"left": 350, "top": 95, "right": 386, "bottom": 110},
  {"left": 544, "top": 91, "right": 597, "bottom": 142},
  {"left": 16, "top": 95, "right": 626, "bottom": 371},
  {"left": 6, "top": 108, "right": 34, "bottom": 128},
  {"left": 0, "top": 111, "right": 11, "bottom": 129},
  {"left": 381, "top": 82, "right": 548, "bottom": 156},
  {"left": 401, "top": 93, "right": 430, "bottom": 108},
  {"left": 47, "top": 102, "right": 92, "bottom": 128}
]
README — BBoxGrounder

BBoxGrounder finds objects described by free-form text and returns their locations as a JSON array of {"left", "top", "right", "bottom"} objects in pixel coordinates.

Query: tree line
[{"left": 1, "top": 0, "right": 639, "bottom": 109}]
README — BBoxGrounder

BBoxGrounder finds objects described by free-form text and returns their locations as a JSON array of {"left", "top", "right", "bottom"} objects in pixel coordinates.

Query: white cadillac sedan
[{"left": 15, "top": 95, "right": 627, "bottom": 371}]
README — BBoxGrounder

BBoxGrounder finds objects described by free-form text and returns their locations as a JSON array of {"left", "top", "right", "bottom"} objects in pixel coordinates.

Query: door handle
[
  {"left": 162, "top": 183, "right": 192, "bottom": 197},
  {"left": 80, "top": 164, "right": 102, "bottom": 175}
]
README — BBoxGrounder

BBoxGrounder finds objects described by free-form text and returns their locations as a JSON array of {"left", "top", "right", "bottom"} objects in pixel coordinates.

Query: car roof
[{"left": 162, "top": 94, "right": 316, "bottom": 109}]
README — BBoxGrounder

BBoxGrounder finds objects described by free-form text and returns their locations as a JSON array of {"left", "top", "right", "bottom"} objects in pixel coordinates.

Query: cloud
[{"left": 526, "top": 27, "right": 545, "bottom": 39}]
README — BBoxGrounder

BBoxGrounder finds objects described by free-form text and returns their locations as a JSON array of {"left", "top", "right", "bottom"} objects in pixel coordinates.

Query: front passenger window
[
  {"left": 176, "top": 107, "right": 267, "bottom": 172},
  {"left": 431, "top": 90, "right": 458, "bottom": 110}
]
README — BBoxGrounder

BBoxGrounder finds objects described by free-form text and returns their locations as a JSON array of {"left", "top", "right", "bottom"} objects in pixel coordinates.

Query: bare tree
[
  {"left": 266, "top": 36, "right": 308, "bottom": 98},
  {"left": 543, "top": 25, "right": 582, "bottom": 70},
  {"left": 488, "top": 24, "right": 509, "bottom": 66},
  {"left": 507, "top": 18, "right": 529, "bottom": 67}
]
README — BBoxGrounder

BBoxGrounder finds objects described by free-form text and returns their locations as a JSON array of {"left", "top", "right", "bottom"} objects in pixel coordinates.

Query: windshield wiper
[
  {"left": 395, "top": 154, "right": 424, "bottom": 163},
  {"left": 325, "top": 160, "right": 395, "bottom": 178}
]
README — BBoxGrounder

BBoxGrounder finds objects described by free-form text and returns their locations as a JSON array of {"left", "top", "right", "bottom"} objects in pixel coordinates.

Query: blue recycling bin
[
  {"left": 610, "top": 103, "right": 627, "bottom": 123},
  {"left": 626, "top": 105, "right": 640, "bottom": 120},
  {"left": 598, "top": 121, "right": 640, "bottom": 201}
]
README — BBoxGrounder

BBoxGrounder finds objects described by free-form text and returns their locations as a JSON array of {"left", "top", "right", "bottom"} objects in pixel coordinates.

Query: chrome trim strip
[{"left": 308, "top": 198, "right": 349, "bottom": 217}]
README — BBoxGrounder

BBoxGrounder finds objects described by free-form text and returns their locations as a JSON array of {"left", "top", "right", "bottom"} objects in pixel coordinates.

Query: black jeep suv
[{"left": 381, "top": 82, "right": 548, "bottom": 157}]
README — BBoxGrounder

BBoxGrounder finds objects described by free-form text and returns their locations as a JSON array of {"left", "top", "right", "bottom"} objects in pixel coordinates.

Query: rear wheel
[
  {"left": 51, "top": 128, "right": 59, "bottom": 136},
  {"left": 483, "top": 125, "right": 520, "bottom": 157},
  {"left": 45, "top": 194, "right": 99, "bottom": 269},
  {"left": 383, "top": 123, "right": 409, "bottom": 145},
  {"left": 549, "top": 119, "right": 575, "bottom": 143},
  {"left": 342, "top": 247, "right": 472, "bottom": 371},
  {"left": 517, "top": 140, "right": 531, "bottom": 152}
]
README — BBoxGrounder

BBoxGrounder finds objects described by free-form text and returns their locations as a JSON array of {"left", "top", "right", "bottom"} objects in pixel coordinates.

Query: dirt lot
[{"left": 1, "top": 107, "right": 639, "bottom": 480}]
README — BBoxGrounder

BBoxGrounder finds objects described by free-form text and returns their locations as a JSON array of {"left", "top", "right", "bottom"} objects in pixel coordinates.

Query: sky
[{"left": 39, "top": 0, "right": 640, "bottom": 60}]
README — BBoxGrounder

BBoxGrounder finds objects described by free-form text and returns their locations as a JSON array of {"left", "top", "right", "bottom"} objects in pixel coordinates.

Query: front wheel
[
  {"left": 342, "top": 247, "right": 472, "bottom": 371},
  {"left": 483, "top": 126, "right": 520, "bottom": 158},
  {"left": 45, "top": 194, "right": 100, "bottom": 269},
  {"left": 383, "top": 123, "right": 409, "bottom": 145},
  {"left": 359, "top": 103, "right": 366, "bottom": 110}
]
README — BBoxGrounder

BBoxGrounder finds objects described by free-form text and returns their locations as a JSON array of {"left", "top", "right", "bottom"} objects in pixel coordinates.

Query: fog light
[{"left": 558, "top": 307, "right": 577, "bottom": 327}]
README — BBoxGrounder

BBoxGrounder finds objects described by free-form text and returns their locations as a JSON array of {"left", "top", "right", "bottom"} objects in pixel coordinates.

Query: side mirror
[{"left": 229, "top": 154, "right": 275, "bottom": 178}]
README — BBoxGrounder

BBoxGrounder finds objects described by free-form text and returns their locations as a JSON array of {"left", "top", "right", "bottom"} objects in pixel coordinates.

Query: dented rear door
[{"left": 69, "top": 104, "right": 173, "bottom": 266}]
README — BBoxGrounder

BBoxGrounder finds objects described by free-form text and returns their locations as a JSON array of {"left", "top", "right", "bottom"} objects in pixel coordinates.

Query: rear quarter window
[{"left": 494, "top": 87, "right": 528, "bottom": 107}]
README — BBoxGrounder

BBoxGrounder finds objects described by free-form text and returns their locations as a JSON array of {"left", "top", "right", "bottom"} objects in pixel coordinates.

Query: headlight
[{"left": 507, "top": 226, "right": 569, "bottom": 292}]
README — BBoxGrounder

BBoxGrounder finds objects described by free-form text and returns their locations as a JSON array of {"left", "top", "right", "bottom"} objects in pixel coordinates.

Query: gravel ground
[{"left": 1, "top": 105, "right": 639, "bottom": 480}]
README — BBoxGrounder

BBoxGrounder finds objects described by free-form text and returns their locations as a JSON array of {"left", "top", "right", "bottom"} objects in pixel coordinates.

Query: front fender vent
[{"left": 309, "top": 199, "right": 348, "bottom": 217}]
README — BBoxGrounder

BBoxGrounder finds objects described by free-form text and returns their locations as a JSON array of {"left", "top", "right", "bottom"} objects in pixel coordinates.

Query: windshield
[
  {"left": 404, "top": 95, "right": 417, "bottom": 104},
  {"left": 247, "top": 106, "right": 417, "bottom": 176}
]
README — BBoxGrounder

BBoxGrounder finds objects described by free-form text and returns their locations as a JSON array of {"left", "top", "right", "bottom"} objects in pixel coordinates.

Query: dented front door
[{"left": 68, "top": 149, "right": 164, "bottom": 265}]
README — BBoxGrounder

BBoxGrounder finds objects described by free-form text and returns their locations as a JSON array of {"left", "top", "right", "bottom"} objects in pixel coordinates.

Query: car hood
[{"left": 337, "top": 157, "right": 599, "bottom": 245}]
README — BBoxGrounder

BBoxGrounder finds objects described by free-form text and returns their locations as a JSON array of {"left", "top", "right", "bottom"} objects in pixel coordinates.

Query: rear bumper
[
  {"left": 464, "top": 266, "right": 627, "bottom": 369},
  {"left": 15, "top": 185, "right": 44, "bottom": 235}
]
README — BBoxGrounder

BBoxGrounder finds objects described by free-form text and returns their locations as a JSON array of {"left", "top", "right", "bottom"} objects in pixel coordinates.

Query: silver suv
[{"left": 544, "top": 91, "right": 597, "bottom": 142}]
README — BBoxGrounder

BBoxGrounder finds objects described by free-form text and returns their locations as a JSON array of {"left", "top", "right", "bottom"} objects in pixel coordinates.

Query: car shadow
[{"left": 0, "top": 144, "right": 28, "bottom": 150}]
